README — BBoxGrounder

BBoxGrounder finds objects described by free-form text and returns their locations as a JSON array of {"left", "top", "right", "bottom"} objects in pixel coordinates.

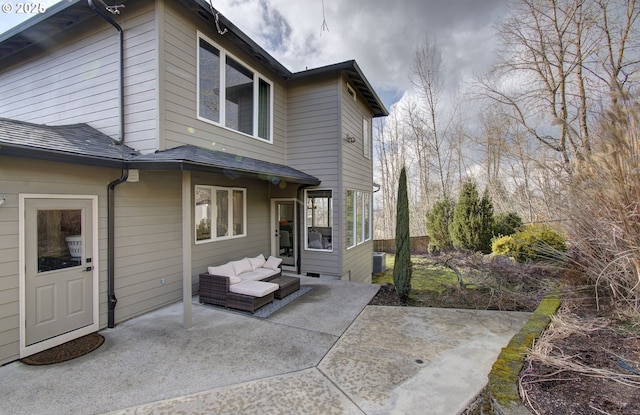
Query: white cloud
[{"left": 211, "top": 0, "right": 508, "bottom": 108}]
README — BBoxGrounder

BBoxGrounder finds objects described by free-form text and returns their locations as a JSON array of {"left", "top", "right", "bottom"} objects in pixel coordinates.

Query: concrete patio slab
[
  {"left": 318, "top": 306, "right": 531, "bottom": 415},
  {"left": 0, "top": 276, "right": 531, "bottom": 415}
]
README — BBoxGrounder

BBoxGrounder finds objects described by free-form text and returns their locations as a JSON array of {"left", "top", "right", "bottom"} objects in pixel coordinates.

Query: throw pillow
[
  {"left": 231, "top": 258, "right": 252, "bottom": 275},
  {"left": 248, "top": 254, "right": 266, "bottom": 270},
  {"left": 264, "top": 256, "right": 283, "bottom": 271}
]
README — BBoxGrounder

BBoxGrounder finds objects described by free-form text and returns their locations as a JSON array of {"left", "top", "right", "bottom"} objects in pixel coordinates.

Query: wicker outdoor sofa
[{"left": 199, "top": 254, "right": 299, "bottom": 313}]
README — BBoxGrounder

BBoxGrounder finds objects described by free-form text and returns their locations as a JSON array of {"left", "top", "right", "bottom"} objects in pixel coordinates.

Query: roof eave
[
  {"left": 127, "top": 159, "right": 321, "bottom": 186},
  {"left": 0, "top": 142, "right": 128, "bottom": 169}
]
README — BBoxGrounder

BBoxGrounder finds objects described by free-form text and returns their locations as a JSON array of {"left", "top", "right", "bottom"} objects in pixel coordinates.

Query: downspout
[
  {"left": 89, "top": 0, "right": 126, "bottom": 328},
  {"left": 107, "top": 169, "right": 128, "bottom": 328},
  {"left": 88, "top": 0, "right": 124, "bottom": 144}
]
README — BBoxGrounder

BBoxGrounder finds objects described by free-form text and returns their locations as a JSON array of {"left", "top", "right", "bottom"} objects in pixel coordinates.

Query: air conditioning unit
[{"left": 373, "top": 252, "right": 386, "bottom": 274}]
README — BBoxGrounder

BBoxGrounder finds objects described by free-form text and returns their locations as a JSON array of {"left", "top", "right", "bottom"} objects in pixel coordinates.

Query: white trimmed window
[
  {"left": 346, "top": 189, "right": 372, "bottom": 249},
  {"left": 363, "top": 118, "right": 371, "bottom": 159},
  {"left": 197, "top": 32, "right": 273, "bottom": 142},
  {"left": 305, "top": 189, "right": 333, "bottom": 251},
  {"left": 195, "top": 185, "right": 246, "bottom": 243}
]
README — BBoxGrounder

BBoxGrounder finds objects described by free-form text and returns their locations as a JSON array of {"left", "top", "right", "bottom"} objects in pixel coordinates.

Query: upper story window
[
  {"left": 363, "top": 118, "right": 371, "bottom": 159},
  {"left": 197, "top": 33, "right": 273, "bottom": 142}
]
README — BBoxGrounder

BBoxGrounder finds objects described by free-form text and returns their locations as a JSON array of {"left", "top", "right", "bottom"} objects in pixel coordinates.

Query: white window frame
[
  {"left": 347, "top": 83, "right": 356, "bottom": 101},
  {"left": 195, "top": 185, "right": 247, "bottom": 244},
  {"left": 363, "top": 118, "right": 371, "bottom": 159},
  {"left": 197, "top": 31, "right": 274, "bottom": 143},
  {"left": 305, "top": 189, "right": 333, "bottom": 252},
  {"left": 346, "top": 189, "right": 373, "bottom": 250}
]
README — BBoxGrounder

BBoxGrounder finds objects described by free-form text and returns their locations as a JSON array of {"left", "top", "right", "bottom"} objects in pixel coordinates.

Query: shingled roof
[
  {"left": 130, "top": 145, "right": 320, "bottom": 185},
  {"left": 0, "top": 117, "right": 138, "bottom": 167},
  {"left": 0, "top": 118, "right": 320, "bottom": 185}
]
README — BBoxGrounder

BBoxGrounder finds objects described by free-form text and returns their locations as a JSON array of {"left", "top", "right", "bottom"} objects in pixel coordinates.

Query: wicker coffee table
[{"left": 271, "top": 275, "right": 300, "bottom": 299}]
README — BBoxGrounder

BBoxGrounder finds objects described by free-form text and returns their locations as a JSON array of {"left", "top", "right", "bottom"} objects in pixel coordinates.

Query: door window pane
[{"left": 37, "top": 209, "right": 82, "bottom": 272}]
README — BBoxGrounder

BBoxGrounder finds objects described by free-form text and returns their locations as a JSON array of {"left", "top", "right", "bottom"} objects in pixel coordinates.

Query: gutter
[
  {"left": 107, "top": 169, "right": 128, "bottom": 328},
  {"left": 88, "top": 0, "right": 124, "bottom": 143}
]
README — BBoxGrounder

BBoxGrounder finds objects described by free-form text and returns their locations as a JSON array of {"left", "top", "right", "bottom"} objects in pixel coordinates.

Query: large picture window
[
  {"left": 306, "top": 189, "right": 332, "bottom": 251},
  {"left": 346, "top": 189, "right": 372, "bottom": 249},
  {"left": 197, "top": 33, "right": 273, "bottom": 141},
  {"left": 195, "top": 185, "right": 246, "bottom": 243}
]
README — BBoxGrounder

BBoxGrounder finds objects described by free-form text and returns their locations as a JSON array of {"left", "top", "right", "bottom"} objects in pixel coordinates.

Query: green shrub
[
  {"left": 450, "top": 181, "right": 494, "bottom": 253},
  {"left": 492, "top": 224, "right": 567, "bottom": 262},
  {"left": 493, "top": 212, "right": 523, "bottom": 237},
  {"left": 426, "top": 198, "right": 455, "bottom": 252},
  {"left": 492, "top": 235, "right": 514, "bottom": 256}
]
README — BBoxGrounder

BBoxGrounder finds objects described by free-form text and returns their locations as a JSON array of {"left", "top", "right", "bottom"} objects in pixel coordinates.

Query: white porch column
[{"left": 182, "top": 170, "right": 192, "bottom": 328}]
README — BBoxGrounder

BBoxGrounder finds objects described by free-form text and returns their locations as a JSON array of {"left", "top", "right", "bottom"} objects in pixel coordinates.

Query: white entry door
[{"left": 21, "top": 196, "right": 99, "bottom": 355}]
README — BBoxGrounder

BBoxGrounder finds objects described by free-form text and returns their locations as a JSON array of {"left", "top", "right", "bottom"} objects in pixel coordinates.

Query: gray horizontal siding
[
  {"left": 0, "top": 1, "right": 158, "bottom": 153},
  {"left": 0, "top": 157, "right": 186, "bottom": 365},
  {"left": 341, "top": 76, "right": 374, "bottom": 283},
  {"left": 287, "top": 78, "right": 342, "bottom": 277},
  {"left": 161, "top": 2, "right": 287, "bottom": 164}
]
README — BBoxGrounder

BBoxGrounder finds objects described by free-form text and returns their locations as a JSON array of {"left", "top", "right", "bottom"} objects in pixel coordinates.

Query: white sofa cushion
[
  {"left": 228, "top": 276, "right": 242, "bottom": 285},
  {"left": 253, "top": 268, "right": 279, "bottom": 278},
  {"left": 208, "top": 263, "right": 236, "bottom": 277},
  {"left": 231, "top": 258, "right": 253, "bottom": 275},
  {"left": 237, "top": 271, "right": 267, "bottom": 281},
  {"left": 229, "top": 280, "right": 278, "bottom": 297},
  {"left": 248, "top": 254, "right": 266, "bottom": 270},
  {"left": 264, "top": 256, "right": 283, "bottom": 271}
]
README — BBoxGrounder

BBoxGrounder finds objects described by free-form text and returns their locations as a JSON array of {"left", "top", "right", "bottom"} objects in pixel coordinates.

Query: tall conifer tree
[{"left": 394, "top": 167, "right": 412, "bottom": 301}]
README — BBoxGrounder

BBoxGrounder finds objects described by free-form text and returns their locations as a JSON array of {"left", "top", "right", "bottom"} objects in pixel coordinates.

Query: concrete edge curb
[{"left": 487, "top": 290, "right": 561, "bottom": 415}]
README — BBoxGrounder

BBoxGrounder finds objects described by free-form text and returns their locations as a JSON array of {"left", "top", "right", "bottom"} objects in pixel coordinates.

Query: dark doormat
[{"left": 20, "top": 333, "right": 104, "bottom": 366}]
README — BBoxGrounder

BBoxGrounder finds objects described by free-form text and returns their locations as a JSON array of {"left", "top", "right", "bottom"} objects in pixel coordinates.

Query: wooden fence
[{"left": 373, "top": 236, "right": 430, "bottom": 254}]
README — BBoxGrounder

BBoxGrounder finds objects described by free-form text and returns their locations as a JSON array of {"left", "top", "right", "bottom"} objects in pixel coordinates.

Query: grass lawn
[{"left": 372, "top": 254, "right": 468, "bottom": 304}]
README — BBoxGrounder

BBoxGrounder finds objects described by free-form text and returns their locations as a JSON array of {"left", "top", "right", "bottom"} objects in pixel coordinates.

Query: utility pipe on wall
[
  {"left": 88, "top": 0, "right": 124, "bottom": 143},
  {"left": 107, "top": 169, "right": 128, "bottom": 328}
]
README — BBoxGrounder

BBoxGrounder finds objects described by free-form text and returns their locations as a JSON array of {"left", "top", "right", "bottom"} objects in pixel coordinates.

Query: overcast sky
[{"left": 0, "top": 0, "right": 509, "bottom": 109}]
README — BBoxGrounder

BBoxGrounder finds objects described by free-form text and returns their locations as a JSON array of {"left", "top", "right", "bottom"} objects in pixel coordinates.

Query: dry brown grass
[
  {"left": 566, "top": 96, "right": 640, "bottom": 315},
  {"left": 520, "top": 306, "right": 640, "bottom": 415}
]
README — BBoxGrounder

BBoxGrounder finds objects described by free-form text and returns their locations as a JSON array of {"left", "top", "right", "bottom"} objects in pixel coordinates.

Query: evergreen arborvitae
[
  {"left": 393, "top": 167, "right": 412, "bottom": 302},
  {"left": 426, "top": 198, "right": 455, "bottom": 252},
  {"left": 478, "top": 187, "right": 495, "bottom": 253},
  {"left": 450, "top": 180, "right": 495, "bottom": 253}
]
